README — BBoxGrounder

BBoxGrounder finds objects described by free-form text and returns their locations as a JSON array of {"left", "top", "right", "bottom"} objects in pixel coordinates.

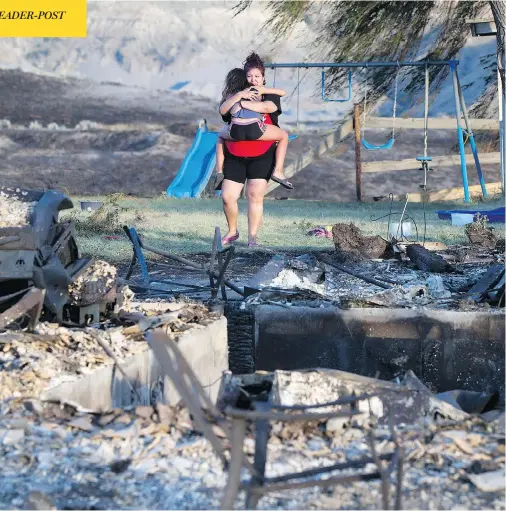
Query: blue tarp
[{"left": 436, "top": 207, "right": 505, "bottom": 223}]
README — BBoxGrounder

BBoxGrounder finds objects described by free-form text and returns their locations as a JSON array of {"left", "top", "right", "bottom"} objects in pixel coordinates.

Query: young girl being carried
[{"left": 215, "top": 68, "right": 292, "bottom": 190}]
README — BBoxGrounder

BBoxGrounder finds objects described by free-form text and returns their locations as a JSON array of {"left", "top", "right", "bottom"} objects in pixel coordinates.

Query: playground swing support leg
[{"left": 450, "top": 62, "right": 488, "bottom": 202}]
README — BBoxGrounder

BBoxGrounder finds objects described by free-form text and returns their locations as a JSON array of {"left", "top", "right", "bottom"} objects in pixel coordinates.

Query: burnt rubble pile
[
  {"left": 0, "top": 187, "right": 120, "bottom": 328},
  {"left": 0, "top": 191, "right": 504, "bottom": 509},
  {"left": 244, "top": 222, "right": 505, "bottom": 311},
  {"left": 0, "top": 300, "right": 220, "bottom": 403},
  {"left": 0, "top": 368, "right": 503, "bottom": 510}
]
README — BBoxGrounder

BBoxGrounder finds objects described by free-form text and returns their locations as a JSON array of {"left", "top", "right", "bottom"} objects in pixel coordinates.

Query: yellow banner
[{"left": 0, "top": 0, "right": 86, "bottom": 37}]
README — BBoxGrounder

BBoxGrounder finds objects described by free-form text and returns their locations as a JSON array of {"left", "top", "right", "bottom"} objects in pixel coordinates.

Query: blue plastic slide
[{"left": 166, "top": 119, "right": 219, "bottom": 198}]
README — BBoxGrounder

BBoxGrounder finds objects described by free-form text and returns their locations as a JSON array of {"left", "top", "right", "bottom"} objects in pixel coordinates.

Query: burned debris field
[{"left": 0, "top": 187, "right": 504, "bottom": 510}]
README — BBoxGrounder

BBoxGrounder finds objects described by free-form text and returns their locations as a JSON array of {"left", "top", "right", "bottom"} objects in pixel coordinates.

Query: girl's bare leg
[
  {"left": 257, "top": 125, "right": 289, "bottom": 180},
  {"left": 218, "top": 126, "right": 234, "bottom": 141}
]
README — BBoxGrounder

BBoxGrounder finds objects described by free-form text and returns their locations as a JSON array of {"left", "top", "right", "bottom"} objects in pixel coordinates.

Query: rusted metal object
[{"left": 0, "top": 187, "right": 109, "bottom": 327}]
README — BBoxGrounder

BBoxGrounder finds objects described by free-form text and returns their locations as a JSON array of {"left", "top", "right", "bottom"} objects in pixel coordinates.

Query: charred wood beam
[
  {"left": 405, "top": 244, "right": 449, "bottom": 273},
  {"left": 319, "top": 257, "right": 393, "bottom": 289}
]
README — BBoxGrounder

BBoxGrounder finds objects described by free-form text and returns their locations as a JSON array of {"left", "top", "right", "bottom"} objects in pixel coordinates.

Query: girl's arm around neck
[
  {"left": 219, "top": 91, "right": 243, "bottom": 116},
  {"left": 255, "top": 86, "right": 286, "bottom": 97},
  {"left": 219, "top": 88, "right": 260, "bottom": 116},
  {"left": 240, "top": 99, "right": 277, "bottom": 114}
]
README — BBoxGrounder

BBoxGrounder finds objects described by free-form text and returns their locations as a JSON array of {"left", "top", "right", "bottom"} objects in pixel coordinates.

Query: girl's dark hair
[
  {"left": 243, "top": 51, "right": 265, "bottom": 77},
  {"left": 221, "top": 68, "right": 248, "bottom": 104}
]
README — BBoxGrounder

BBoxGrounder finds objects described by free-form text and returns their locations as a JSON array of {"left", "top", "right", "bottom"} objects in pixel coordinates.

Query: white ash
[
  {"left": 361, "top": 284, "right": 430, "bottom": 308},
  {"left": 115, "top": 285, "right": 135, "bottom": 313},
  {"left": 270, "top": 269, "right": 326, "bottom": 295},
  {"left": 0, "top": 397, "right": 503, "bottom": 510},
  {"left": 426, "top": 275, "right": 452, "bottom": 299},
  {"left": 0, "top": 302, "right": 218, "bottom": 402},
  {"left": 0, "top": 324, "right": 147, "bottom": 401},
  {"left": 0, "top": 192, "right": 36, "bottom": 227},
  {"left": 69, "top": 260, "right": 117, "bottom": 306}
]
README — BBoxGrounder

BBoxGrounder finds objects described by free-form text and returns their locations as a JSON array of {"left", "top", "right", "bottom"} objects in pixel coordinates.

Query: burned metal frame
[
  {"left": 122, "top": 225, "right": 244, "bottom": 299},
  {"left": 147, "top": 330, "right": 404, "bottom": 510},
  {"left": 0, "top": 287, "right": 45, "bottom": 331},
  {"left": 0, "top": 188, "right": 91, "bottom": 324}
]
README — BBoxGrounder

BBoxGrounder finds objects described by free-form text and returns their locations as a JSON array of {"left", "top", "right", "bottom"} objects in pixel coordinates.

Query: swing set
[{"left": 268, "top": 60, "right": 487, "bottom": 203}]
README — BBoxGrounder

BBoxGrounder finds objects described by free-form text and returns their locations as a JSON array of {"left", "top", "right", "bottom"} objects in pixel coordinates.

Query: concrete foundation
[
  {"left": 254, "top": 306, "right": 505, "bottom": 401},
  {"left": 41, "top": 317, "right": 228, "bottom": 412}
]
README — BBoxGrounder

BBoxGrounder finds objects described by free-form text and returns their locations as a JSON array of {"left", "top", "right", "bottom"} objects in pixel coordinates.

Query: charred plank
[{"left": 405, "top": 244, "right": 449, "bottom": 273}]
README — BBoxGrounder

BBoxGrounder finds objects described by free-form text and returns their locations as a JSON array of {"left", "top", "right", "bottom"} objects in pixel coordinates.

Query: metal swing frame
[{"left": 267, "top": 60, "right": 487, "bottom": 202}]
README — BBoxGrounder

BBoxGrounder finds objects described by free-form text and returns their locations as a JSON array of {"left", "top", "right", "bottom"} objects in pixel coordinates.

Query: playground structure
[
  {"left": 167, "top": 59, "right": 498, "bottom": 203},
  {"left": 269, "top": 60, "right": 490, "bottom": 203}
]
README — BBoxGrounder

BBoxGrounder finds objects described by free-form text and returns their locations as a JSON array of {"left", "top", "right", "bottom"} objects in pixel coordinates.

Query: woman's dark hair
[
  {"left": 221, "top": 68, "right": 248, "bottom": 104},
  {"left": 243, "top": 51, "right": 265, "bottom": 77}
]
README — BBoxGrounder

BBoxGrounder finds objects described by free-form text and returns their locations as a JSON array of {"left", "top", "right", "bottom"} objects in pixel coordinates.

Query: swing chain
[
  {"left": 362, "top": 62, "right": 399, "bottom": 144},
  {"left": 423, "top": 62, "right": 429, "bottom": 158}
]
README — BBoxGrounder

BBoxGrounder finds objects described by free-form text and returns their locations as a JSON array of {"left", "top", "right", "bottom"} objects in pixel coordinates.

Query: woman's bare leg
[
  {"left": 221, "top": 179, "right": 244, "bottom": 238},
  {"left": 216, "top": 138, "right": 225, "bottom": 173},
  {"left": 246, "top": 179, "right": 268, "bottom": 243}
]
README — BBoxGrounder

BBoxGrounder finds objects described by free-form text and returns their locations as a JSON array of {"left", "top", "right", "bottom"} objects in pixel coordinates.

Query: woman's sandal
[
  {"left": 222, "top": 231, "right": 239, "bottom": 245},
  {"left": 271, "top": 175, "right": 294, "bottom": 190},
  {"left": 214, "top": 173, "right": 224, "bottom": 190}
]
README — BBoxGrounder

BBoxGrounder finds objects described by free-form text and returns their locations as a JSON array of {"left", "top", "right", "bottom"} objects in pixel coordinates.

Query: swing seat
[
  {"left": 361, "top": 138, "right": 395, "bottom": 151},
  {"left": 288, "top": 134, "right": 298, "bottom": 141},
  {"left": 416, "top": 156, "right": 432, "bottom": 161},
  {"left": 321, "top": 70, "right": 352, "bottom": 103}
]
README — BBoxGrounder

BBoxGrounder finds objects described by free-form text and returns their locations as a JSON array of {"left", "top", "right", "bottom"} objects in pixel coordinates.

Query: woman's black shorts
[{"left": 223, "top": 144, "right": 276, "bottom": 184}]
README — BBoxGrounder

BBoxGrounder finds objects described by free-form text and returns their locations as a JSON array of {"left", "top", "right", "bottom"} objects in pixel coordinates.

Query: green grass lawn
[{"left": 63, "top": 195, "right": 505, "bottom": 263}]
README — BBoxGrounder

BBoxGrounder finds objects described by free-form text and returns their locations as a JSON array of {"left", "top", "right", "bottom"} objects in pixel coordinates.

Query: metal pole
[
  {"left": 499, "top": 66, "right": 506, "bottom": 195},
  {"left": 450, "top": 62, "right": 471, "bottom": 203},
  {"left": 423, "top": 64, "right": 429, "bottom": 159},
  {"left": 456, "top": 70, "right": 488, "bottom": 198},
  {"left": 268, "top": 60, "right": 458, "bottom": 69},
  {"left": 354, "top": 104, "right": 362, "bottom": 201}
]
